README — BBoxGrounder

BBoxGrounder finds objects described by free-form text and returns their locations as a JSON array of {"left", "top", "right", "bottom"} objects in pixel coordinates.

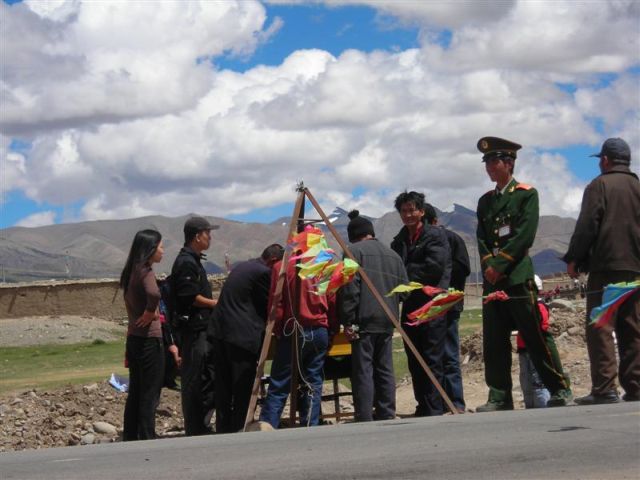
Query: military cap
[
  {"left": 477, "top": 136, "right": 522, "bottom": 162},
  {"left": 590, "top": 137, "right": 631, "bottom": 164},
  {"left": 183, "top": 216, "right": 219, "bottom": 236}
]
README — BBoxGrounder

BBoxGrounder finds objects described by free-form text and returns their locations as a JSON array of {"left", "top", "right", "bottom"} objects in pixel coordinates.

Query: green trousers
[{"left": 482, "top": 281, "right": 570, "bottom": 404}]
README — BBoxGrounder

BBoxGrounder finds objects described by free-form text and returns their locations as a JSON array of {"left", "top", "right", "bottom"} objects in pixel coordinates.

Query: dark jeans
[
  {"left": 181, "top": 329, "right": 215, "bottom": 436},
  {"left": 259, "top": 326, "right": 329, "bottom": 428},
  {"left": 482, "top": 282, "right": 569, "bottom": 405},
  {"left": 403, "top": 316, "right": 446, "bottom": 416},
  {"left": 442, "top": 310, "right": 465, "bottom": 411},
  {"left": 214, "top": 339, "right": 258, "bottom": 433},
  {"left": 123, "top": 336, "right": 164, "bottom": 441},
  {"left": 586, "top": 271, "right": 640, "bottom": 397},
  {"left": 351, "top": 332, "right": 395, "bottom": 421}
]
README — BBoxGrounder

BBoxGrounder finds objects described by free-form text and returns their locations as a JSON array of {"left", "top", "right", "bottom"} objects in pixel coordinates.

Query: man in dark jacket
[
  {"left": 391, "top": 191, "right": 452, "bottom": 417},
  {"left": 212, "top": 244, "right": 284, "bottom": 433},
  {"left": 424, "top": 204, "right": 470, "bottom": 412},
  {"left": 171, "top": 216, "right": 218, "bottom": 436},
  {"left": 338, "top": 210, "right": 408, "bottom": 421},
  {"left": 564, "top": 137, "right": 640, "bottom": 404}
]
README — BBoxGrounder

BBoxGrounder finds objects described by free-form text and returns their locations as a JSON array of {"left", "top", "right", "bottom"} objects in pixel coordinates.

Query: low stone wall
[
  {"left": 0, "top": 280, "right": 126, "bottom": 321},
  {"left": 0, "top": 277, "right": 226, "bottom": 321},
  {"left": 0, "top": 276, "right": 574, "bottom": 321}
]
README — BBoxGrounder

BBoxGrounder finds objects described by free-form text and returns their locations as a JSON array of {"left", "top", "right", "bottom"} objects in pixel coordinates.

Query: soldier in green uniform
[{"left": 475, "top": 136, "right": 572, "bottom": 411}]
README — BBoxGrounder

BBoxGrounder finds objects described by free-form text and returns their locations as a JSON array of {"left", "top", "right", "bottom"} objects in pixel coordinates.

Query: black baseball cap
[
  {"left": 590, "top": 138, "right": 631, "bottom": 163},
  {"left": 183, "top": 216, "right": 219, "bottom": 236}
]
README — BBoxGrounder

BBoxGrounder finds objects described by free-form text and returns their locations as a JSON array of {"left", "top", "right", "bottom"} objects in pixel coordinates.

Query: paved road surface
[{"left": 2, "top": 402, "right": 639, "bottom": 480}]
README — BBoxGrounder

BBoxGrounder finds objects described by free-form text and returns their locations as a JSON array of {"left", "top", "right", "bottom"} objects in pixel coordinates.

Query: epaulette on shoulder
[{"left": 516, "top": 183, "right": 533, "bottom": 191}]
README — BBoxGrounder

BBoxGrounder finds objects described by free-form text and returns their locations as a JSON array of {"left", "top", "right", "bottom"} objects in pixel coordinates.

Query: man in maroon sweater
[{"left": 259, "top": 258, "right": 338, "bottom": 428}]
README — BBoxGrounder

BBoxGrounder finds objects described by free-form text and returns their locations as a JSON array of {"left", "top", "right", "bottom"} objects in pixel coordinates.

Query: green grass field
[
  {"left": 0, "top": 309, "right": 483, "bottom": 395},
  {"left": 391, "top": 308, "right": 482, "bottom": 381},
  {"left": 0, "top": 340, "right": 128, "bottom": 395}
]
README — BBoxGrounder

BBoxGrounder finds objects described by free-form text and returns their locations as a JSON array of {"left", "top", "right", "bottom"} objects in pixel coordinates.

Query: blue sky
[
  {"left": 1, "top": 1, "right": 638, "bottom": 228},
  {"left": 218, "top": 4, "right": 420, "bottom": 71}
]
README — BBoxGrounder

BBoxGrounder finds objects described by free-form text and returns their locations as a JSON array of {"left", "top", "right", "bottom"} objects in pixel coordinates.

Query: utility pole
[{"left": 65, "top": 250, "right": 70, "bottom": 279}]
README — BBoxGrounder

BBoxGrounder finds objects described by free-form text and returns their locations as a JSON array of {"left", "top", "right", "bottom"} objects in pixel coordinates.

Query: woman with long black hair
[{"left": 120, "top": 229, "right": 165, "bottom": 441}]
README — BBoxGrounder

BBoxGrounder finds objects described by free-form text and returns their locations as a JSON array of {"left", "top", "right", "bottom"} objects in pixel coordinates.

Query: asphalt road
[{"left": 2, "top": 402, "right": 639, "bottom": 480}]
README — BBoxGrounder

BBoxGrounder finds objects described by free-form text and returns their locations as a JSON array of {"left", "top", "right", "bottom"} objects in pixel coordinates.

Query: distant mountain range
[{"left": 0, "top": 206, "right": 575, "bottom": 283}]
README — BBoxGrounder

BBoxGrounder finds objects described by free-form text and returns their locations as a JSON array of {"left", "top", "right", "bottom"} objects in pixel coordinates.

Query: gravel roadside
[{"left": 0, "top": 316, "right": 125, "bottom": 347}]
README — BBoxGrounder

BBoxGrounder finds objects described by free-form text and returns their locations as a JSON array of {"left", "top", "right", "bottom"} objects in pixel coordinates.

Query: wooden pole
[
  {"left": 243, "top": 187, "right": 307, "bottom": 431},
  {"left": 303, "top": 188, "right": 459, "bottom": 415},
  {"left": 288, "top": 198, "right": 305, "bottom": 427}
]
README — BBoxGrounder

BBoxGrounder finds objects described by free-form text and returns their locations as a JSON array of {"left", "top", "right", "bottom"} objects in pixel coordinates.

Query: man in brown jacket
[{"left": 564, "top": 137, "right": 640, "bottom": 404}]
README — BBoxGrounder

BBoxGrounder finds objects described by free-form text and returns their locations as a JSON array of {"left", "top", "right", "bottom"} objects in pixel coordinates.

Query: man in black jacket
[
  {"left": 338, "top": 210, "right": 408, "bottom": 421},
  {"left": 424, "top": 204, "right": 470, "bottom": 412},
  {"left": 171, "top": 216, "right": 218, "bottom": 436},
  {"left": 212, "top": 244, "right": 284, "bottom": 433},
  {"left": 564, "top": 138, "right": 640, "bottom": 404},
  {"left": 391, "top": 191, "right": 452, "bottom": 416}
]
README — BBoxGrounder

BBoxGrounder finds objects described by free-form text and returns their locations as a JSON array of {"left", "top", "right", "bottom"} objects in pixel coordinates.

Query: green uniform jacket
[{"left": 476, "top": 178, "right": 538, "bottom": 292}]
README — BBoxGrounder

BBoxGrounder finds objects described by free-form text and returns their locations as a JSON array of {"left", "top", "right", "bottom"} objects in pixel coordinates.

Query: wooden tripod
[{"left": 243, "top": 184, "right": 458, "bottom": 431}]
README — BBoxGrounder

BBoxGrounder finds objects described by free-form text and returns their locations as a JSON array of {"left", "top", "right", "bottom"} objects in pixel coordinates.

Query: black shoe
[
  {"left": 622, "top": 393, "right": 640, "bottom": 402},
  {"left": 575, "top": 391, "right": 620, "bottom": 405},
  {"left": 475, "top": 401, "right": 514, "bottom": 413}
]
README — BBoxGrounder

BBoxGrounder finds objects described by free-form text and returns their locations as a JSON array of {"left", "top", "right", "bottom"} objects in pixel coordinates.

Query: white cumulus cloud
[
  {"left": 15, "top": 210, "right": 57, "bottom": 228},
  {"left": 1, "top": 0, "right": 639, "bottom": 227}
]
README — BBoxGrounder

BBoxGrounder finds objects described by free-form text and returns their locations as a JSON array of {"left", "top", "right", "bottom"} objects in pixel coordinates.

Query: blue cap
[{"left": 590, "top": 138, "right": 631, "bottom": 163}]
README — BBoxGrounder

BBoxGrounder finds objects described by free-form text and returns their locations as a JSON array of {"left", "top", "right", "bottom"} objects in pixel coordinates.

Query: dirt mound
[{"left": 0, "top": 382, "right": 183, "bottom": 452}]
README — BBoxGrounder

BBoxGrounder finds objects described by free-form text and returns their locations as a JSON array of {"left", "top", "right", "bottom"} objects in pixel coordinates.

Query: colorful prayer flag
[
  {"left": 483, "top": 291, "right": 510, "bottom": 304},
  {"left": 405, "top": 289, "right": 465, "bottom": 326},
  {"left": 590, "top": 281, "right": 640, "bottom": 328},
  {"left": 386, "top": 282, "right": 425, "bottom": 296},
  {"left": 289, "top": 226, "right": 360, "bottom": 295}
]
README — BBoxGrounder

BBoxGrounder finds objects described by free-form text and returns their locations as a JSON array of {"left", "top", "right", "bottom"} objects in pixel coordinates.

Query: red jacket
[
  {"left": 268, "top": 260, "right": 338, "bottom": 337},
  {"left": 517, "top": 301, "right": 549, "bottom": 351}
]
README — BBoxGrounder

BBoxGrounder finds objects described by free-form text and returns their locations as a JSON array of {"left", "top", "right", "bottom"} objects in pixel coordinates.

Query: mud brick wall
[{"left": 0, "top": 277, "right": 226, "bottom": 321}]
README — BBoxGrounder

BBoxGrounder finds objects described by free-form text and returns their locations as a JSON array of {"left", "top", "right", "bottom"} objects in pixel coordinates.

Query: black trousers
[
  {"left": 123, "top": 336, "right": 164, "bottom": 441},
  {"left": 351, "top": 332, "right": 396, "bottom": 421},
  {"left": 214, "top": 339, "right": 258, "bottom": 433},
  {"left": 403, "top": 316, "right": 446, "bottom": 416},
  {"left": 442, "top": 309, "right": 465, "bottom": 411},
  {"left": 181, "top": 329, "right": 215, "bottom": 436}
]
